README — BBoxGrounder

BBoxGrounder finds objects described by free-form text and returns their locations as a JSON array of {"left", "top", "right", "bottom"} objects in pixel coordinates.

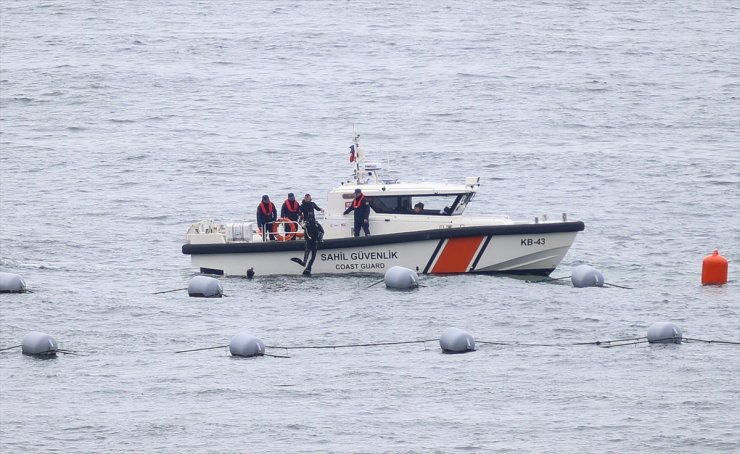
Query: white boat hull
[{"left": 183, "top": 224, "right": 583, "bottom": 277}]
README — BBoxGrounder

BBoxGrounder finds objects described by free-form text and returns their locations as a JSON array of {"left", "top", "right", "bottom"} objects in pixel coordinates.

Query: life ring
[{"left": 272, "top": 217, "right": 297, "bottom": 241}]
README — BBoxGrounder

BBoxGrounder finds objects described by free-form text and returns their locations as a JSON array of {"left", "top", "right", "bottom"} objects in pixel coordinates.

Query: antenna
[{"left": 352, "top": 129, "right": 361, "bottom": 184}]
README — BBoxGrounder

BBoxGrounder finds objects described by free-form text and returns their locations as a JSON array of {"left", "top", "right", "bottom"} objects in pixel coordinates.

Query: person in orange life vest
[
  {"left": 343, "top": 188, "right": 370, "bottom": 237},
  {"left": 256, "top": 194, "right": 277, "bottom": 240},
  {"left": 281, "top": 193, "right": 300, "bottom": 221},
  {"left": 280, "top": 193, "right": 300, "bottom": 240}
]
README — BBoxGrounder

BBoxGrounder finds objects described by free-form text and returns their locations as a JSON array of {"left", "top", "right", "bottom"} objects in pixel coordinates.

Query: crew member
[
  {"left": 413, "top": 202, "right": 424, "bottom": 214},
  {"left": 290, "top": 217, "right": 324, "bottom": 276},
  {"left": 343, "top": 188, "right": 370, "bottom": 237},
  {"left": 299, "top": 193, "right": 324, "bottom": 222},
  {"left": 281, "top": 193, "right": 300, "bottom": 222},
  {"left": 256, "top": 195, "right": 277, "bottom": 240},
  {"left": 280, "top": 193, "right": 300, "bottom": 240}
]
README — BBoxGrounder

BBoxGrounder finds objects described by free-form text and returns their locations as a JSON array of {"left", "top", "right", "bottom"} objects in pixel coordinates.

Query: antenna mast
[{"left": 352, "top": 130, "right": 361, "bottom": 184}]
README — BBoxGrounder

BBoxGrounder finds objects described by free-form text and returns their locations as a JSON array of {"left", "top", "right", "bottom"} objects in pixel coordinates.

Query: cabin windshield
[{"left": 367, "top": 193, "right": 473, "bottom": 216}]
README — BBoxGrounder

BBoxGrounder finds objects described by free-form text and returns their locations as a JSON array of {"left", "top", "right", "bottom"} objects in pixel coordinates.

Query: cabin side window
[
  {"left": 366, "top": 194, "right": 467, "bottom": 216},
  {"left": 366, "top": 196, "right": 413, "bottom": 214}
]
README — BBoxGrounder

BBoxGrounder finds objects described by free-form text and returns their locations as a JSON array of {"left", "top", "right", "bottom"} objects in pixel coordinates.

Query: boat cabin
[
  {"left": 318, "top": 173, "right": 482, "bottom": 238},
  {"left": 325, "top": 180, "right": 480, "bottom": 218},
  {"left": 325, "top": 161, "right": 480, "bottom": 217}
]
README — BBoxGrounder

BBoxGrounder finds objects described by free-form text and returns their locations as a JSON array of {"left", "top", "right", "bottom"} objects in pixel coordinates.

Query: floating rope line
[
  {"left": 683, "top": 337, "right": 740, "bottom": 345},
  {"left": 152, "top": 287, "right": 188, "bottom": 295},
  {"left": 477, "top": 336, "right": 649, "bottom": 348},
  {"left": 603, "top": 282, "right": 633, "bottom": 290},
  {"left": 366, "top": 279, "right": 385, "bottom": 289},
  {"left": 477, "top": 340, "right": 519, "bottom": 346},
  {"left": 526, "top": 276, "right": 571, "bottom": 283},
  {"left": 599, "top": 339, "right": 652, "bottom": 348},
  {"left": 266, "top": 339, "right": 438, "bottom": 351},
  {"left": 175, "top": 345, "right": 229, "bottom": 354},
  {"left": 527, "top": 275, "right": 632, "bottom": 289},
  {"left": 479, "top": 341, "right": 565, "bottom": 347},
  {"left": 175, "top": 336, "right": 740, "bottom": 356},
  {"left": 2, "top": 345, "right": 85, "bottom": 356},
  {"left": 572, "top": 337, "right": 646, "bottom": 345},
  {"left": 176, "top": 345, "right": 289, "bottom": 357}
]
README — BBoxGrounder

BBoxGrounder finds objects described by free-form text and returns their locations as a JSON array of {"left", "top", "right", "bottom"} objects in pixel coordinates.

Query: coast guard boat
[{"left": 182, "top": 134, "right": 584, "bottom": 277}]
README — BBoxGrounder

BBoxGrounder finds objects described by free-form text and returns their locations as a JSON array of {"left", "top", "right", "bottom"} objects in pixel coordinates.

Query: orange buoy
[{"left": 702, "top": 249, "right": 728, "bottom": 285}]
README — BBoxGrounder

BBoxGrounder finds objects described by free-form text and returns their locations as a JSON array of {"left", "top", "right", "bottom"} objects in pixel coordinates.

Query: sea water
[{"left": 1, "top": 1, "right": 739, "bottom": 452}]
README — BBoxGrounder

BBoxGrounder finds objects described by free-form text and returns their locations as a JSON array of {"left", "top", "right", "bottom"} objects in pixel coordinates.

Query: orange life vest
[
  {"left": 258, "top": 202, "right": 274, "bottom": 216},
  {"left": 283, "top": 199, "right": 299, "bottom": 213},
  {"left": 352, "top": 194, "right": 365, "bottom": 209}
]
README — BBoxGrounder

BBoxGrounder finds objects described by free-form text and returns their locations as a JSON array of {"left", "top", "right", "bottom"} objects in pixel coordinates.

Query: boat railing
[{"left": 261, "top": 220, "right": 304, "bottom": 242}]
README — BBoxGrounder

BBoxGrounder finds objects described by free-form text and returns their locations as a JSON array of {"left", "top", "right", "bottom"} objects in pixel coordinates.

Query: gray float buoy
[
  {"left": 571, "top": 264, "right": 605, "bottom": 288},
  {"left": 0, "top": 272, "right": 27, "bottom": 293},
  {"left": 229, "top": 333, "right": 265, "bottom": 357},
  {"left": 439, "top": 327, "right": 476, "bottom": 353},
  {"left": 647, "top": 322, "right": 682, "bottom": 344},
  {"left": 384, "top": 266, "right": 419, "bottom": 289},
  {"left": 188, "top": 276, "right": 223, "bottom": 298},
  {"left": 21, "top": 331, "right": 58, "bottom": 357}
]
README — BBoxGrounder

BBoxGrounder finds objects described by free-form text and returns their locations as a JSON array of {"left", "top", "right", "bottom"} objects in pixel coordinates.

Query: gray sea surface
[{"left": 1, "top": 1, "right": 739, "bottom": 452}]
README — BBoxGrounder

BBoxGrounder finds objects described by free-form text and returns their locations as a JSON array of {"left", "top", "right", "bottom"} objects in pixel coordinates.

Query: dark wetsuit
[
  {"left": 290, "top": 218, "right": 324, "bottom": 275},
  {"left": 299, "top": 201, "right": 323, "bottom": 222}
]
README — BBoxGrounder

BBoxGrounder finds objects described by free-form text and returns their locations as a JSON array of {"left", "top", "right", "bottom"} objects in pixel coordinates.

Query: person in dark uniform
[
  {"left": 256, "top": 195, "right": 277, "bottom": 240},
  {"left": 281, "top": 193, "right": 300, "bottom": 222},
  {"left": 290, "top": 216, "right": 324, "bottom": 276},
  {"left": 343, "top": 188, "right": 370, "bottom": 236},
  {"left": 280, "top": 193, "right": 301, "bottom": 240},
  {"left": 401, "top": 199, "right": 413, "bottom": 213},
  {"left": 299, "top": 193, "right": 324, "bottom": 222}
]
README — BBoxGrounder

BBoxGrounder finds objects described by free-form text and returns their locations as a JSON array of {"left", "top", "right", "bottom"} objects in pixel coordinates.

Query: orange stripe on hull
[{"left": 431, "top": 236, "right": 485, "bottom": 274}]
